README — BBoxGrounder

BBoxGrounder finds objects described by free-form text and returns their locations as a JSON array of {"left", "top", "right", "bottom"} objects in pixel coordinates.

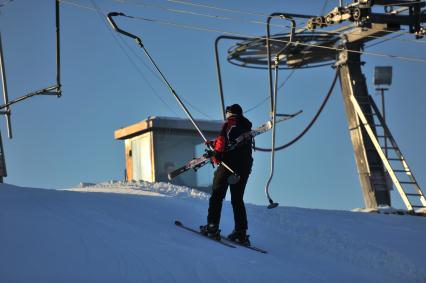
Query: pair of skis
[
  {"left": 175, "top": 220, "right": 267, "bottom": 254},
  {"left": 168, "top": 110, "right": 302, "bottom": 181}
]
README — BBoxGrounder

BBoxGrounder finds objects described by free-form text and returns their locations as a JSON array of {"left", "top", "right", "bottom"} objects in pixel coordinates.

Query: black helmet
[{"left": 225, "top": 104, "right": 243, "bottom": 116}]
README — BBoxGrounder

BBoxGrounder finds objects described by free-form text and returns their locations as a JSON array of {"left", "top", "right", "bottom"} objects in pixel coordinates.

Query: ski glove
[
  {"left": 204, "top": 140, "right": 215, "bottom": 150},
  {"left": 212, "top": 152, "right": 222, "bottom": 165},
  {"left": 206, "top": 149, "right": 222, "bottom": 165}
]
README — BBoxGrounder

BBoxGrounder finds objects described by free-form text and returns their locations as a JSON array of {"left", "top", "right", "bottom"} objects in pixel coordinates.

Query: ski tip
[
  {"left": 167, "top": 174, "right": 173, "bottom": 181},
  {"left": 174, "top": 220, "right": 182, "bottom": 226},
  {"left": 267, "top": 202, "right": 279, "bottom": 209}
]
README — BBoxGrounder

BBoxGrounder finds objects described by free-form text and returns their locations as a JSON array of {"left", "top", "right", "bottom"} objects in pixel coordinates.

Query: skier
[{"left": 200, "top": 104, "right": 253, "bottom": 245}]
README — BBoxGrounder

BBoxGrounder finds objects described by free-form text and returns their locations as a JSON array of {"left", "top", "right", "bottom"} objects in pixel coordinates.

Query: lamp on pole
[{"left": 373, "top": 66, "right": 392, "bottom": 157}]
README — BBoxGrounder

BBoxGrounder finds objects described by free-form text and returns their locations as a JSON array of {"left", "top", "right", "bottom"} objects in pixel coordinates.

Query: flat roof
[{"left": 114, "top": 116, "right": 223, "bottom": 140}]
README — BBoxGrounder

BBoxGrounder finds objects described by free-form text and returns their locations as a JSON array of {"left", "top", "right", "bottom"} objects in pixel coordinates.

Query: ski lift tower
[{"left": 213, "top": 0, "right": 426, "bottom": 213}]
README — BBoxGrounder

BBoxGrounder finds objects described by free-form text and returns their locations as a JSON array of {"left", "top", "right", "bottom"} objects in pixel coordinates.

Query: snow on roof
[{"left": 114, "top": 116, "right": 223, "bottom": 140}]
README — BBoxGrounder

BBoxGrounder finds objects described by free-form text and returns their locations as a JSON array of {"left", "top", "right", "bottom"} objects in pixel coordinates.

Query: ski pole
[
  {"left": 264, "top": 14, "right": 296, "bottom": 209},
  {"left": 107, "top": 12, "right": 240, "bottom": 183}
]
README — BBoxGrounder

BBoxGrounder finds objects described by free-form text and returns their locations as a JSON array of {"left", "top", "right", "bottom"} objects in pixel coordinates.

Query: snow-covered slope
[{"left": 1, "top": 182, "right": 425, "bottom": 283}]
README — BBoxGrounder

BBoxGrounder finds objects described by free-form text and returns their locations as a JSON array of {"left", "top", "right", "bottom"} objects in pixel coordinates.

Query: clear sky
[{"left": 1, "top": 0, "right": 425, "bottom": 210}]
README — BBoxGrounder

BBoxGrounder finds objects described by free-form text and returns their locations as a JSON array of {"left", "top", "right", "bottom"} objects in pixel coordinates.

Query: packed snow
[{"left": 1, "top": 181, "right": 426, "bottom": 283}]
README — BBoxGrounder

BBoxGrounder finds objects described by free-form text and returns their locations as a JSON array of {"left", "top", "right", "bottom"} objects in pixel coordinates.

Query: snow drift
[{"left": 1, "top": 181, "right": 425, "bottom": 283}]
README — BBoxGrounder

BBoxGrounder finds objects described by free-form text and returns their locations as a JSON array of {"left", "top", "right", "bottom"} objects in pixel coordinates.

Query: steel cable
[
  {"left": 60, "top": 0, "right": 426, "bottom": 63},
  {"left": 89, "top": 0, "right": 181, "bottom": 117},
  {"left": 118, "top": 0, "right": 426, "bottom": 44}
]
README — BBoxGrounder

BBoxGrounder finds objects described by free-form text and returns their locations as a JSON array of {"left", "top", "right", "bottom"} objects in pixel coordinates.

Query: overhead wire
[
  {"left": 114, "top": 26, "right": 215, "bottom": 119},
  {"left": 118, "top": 1, "right": 426, "bottom": 47},
  {"left": 62, "top": 1, "right": 215, "bottom": 119},
  {"left": 319, "top": 27, "right": 426, "bottom": 44},
  {"left": 166, "top": 0, "right": 306, "bottom": 20},
  {"left": 365, "top": 33, "right": 405, "bottom": 48},
  {"left": 118, "top": 0, "right": 426, "bottom": 44},
  {"left": 165, "top": 0, "right": 426, "bottom": 41},
  {"left": 59, "top": 0, "right": 426, "bottom": 64},
  {"left": 125, "top": 13, "right": 426, "bottom": 64},
  {"left": 321, "top": 0, "right": 330, "bottom": 15},
  {"left": 125, "top": 14, "right": 426, "bottom": 64},
  {"left": 86, "top": 0, "right": 214, "bottom": 119},
  {"left": 65, "top": 0, "right": 425, "bottom": 47},
  {"left": 60, "top": 0, "right": 97, "bottom": 12},
  {"left": 381, "top": 0, "right": 426, "bottom": 6},
  {"left": 169, "top": 0, "right": 426, "bottom": 15},
  {"left": 89, "top": 0, "right": 181, "bottom": 117},
  {"left": 244, "top": 69, "right": 296, "bottom": 115},
  {"left": 113, "top": 0, "right": 299, "bottom": 30}
]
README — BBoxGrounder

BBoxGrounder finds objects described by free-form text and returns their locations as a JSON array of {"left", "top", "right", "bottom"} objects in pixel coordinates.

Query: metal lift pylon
[{"left": 337, "top": 41, "right": 391, "bottom": 209}]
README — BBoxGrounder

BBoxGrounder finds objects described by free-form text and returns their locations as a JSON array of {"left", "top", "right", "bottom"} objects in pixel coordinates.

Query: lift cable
[
  {"left": 164, "top": 0, "right": 426, "bottom": 40},
  {"left": 147, "top": 17, "right": 426, "bottom": 62},
  {"left": 117, "top": 32, "right": 215, "bottom": 119},
  {"left": 91, "top": 0, "right": 214, "bottom": 120},
  {"left": 113, "top": 0, "right": 301, "bottom": 30},
  {"left": 307, "top": 23, "right": 426, "bottom": 44},
  {"left": 244, "top": 69, "right": 296, "bottom": 115},
  {"left": 116, "top": 0, "right": 426, "bottom": 44},
  {"left": 59, "top": 1, "right": 426, "bottom": 64},
  {"left": 365, "top": 33, "right": 405, "bottom": 48},
  {"left": 114, "top": 14, "right": 426, "bottom": 64},
  {"left": 382, "top": 0, "right": 425, "bottom": 6},
  {"left": 169, "top": 0, "right": 426, "bottom": 16},
  {"left": 321, "top": 0, "right": 330, "bottom": 15},
  {"left": 166, "top": 0, "right": 309, "bottom": 20},
  {"left": 90, "top": 0, "right": 181, "bottom": 117}
]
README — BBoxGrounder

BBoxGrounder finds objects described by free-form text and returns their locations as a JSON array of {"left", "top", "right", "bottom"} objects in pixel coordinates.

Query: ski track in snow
[{"left": 1, "top": 182, "right": 426, "bottom": 283}]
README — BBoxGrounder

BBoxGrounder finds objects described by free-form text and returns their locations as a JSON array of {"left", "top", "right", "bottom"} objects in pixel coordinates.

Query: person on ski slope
[{"left": 200, "top": 104, "right": 253, "bottom": 245}]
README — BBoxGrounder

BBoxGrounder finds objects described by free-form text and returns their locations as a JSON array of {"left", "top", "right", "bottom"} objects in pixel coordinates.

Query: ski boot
[
  {"left": 200, "top": 223, "right": 221, "bottom": 240},
  {"left": 227, "top": 229, "right": 251, "bottom": 246}
]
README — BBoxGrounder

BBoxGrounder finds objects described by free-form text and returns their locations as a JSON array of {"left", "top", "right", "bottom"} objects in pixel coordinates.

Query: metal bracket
[{"left": 0, "top": 0, "right": 62, "bottom": 140}]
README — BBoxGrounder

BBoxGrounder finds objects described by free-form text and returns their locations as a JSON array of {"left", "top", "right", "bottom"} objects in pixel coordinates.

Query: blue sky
[{"left": 1, "top": 0, "right": 425, "bottom": 210}]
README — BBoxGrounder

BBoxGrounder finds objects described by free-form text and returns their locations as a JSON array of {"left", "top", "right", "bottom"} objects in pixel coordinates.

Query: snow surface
[{"left": 1, "top": 182, "right": 426, "bottom": 283}]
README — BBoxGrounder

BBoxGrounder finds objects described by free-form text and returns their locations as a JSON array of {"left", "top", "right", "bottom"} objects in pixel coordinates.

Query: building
[{"left": 114, "top": 116, "right": 223, "bottom": 192}]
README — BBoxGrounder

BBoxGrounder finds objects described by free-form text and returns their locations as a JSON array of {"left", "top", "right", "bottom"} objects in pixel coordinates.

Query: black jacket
[{"left": 214, "top": 115, "right": 253, "bottom": 172}]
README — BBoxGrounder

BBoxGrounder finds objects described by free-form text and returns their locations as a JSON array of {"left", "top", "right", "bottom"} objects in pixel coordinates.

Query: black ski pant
[{"left": 207, "top": 162, "right": 251, "bottom": 231}]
